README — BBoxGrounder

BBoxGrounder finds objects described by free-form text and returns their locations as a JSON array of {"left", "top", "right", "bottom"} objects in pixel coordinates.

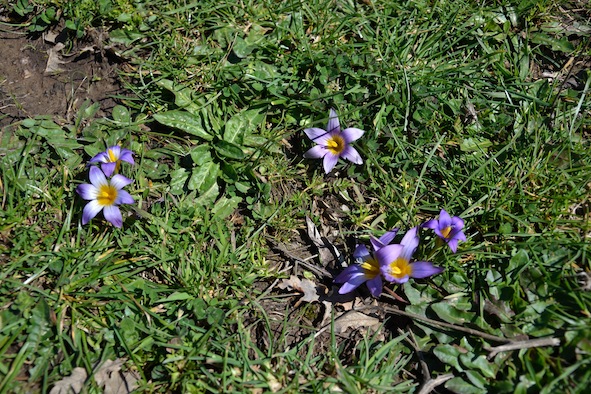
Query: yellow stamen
[
  {"left": 441, "top": 226, "right": 452, "bottom": 239},
  {"left": 360, "top": 258, "right": 380, "bottom": 278},
  {"left": 326, "top": 135, "right": 345, "bottom": 155},
  {"left": 97, "top": 184, "right": 118, "bottom": 206},
  {"left": 388, "top": 257, "right": 412, "bottom": 280},
  {"left": 107, "top": 149, "right": 117, "bottom": 162}
]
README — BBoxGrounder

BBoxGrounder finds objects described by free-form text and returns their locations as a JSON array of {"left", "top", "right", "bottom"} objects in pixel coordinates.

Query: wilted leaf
[
  {"left": 94, "top": 359, "right": 138, "bottom": 394},
  {"left": 49, "top": 367, "right": 87, "bottom": 394},
  {"left": 278, "top": 275, "right": 322, "bottom": 303},
  {"left": 334, "top": 311, "right": 380, "bottom": 333}
]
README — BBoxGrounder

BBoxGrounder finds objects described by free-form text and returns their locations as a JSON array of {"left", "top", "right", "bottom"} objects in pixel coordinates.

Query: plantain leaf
[{"left": 154, "top": 111, "right": 212, "bottom": 141}]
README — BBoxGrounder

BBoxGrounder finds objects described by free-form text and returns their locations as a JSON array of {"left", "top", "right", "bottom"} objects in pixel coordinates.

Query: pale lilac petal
[
  {"left": 341, "top": 146, "right": 363, "bottom": 165},
  {"left": 389, "top": 275, "right": 409, "bottom": 284},
  {"left": 110, "top": 174, "right": 133, "bottom": 190},
  {"left": 341, "top": 127, "right": 364, "bottom": 143},
  {"left": 304, "top": 145, "right": 328, "bottom": 159},
  {"left": 399, "top": 227, "right": 419, "bottom": 261},
  {"left": 410, "top": 261, "right": 444, "bottom": 278},
  {"left": 103, "top": 205, "right": 123, "bottom": 228},
  {"left": 422, "top": 219, "right": 438, "bottom": 230},
  {"left": 119, "top": 149, "right": 134, "bottom": 165},
  {"left": 82, "top": 200, "right": 103, "bottom": 225},
  {"left": 375, "top": 244, "right": 403, "bottom": 269},
  {"left": 304, "top": 127, "right": 329, "bottom": 141},
  {"left": 366, "top": 276, "right": 383, "bottom": 297},
  {"left": 327, "top": 108, "right": 340, "bottom": 133},
  {"left": 453, "top": 230, "right": 467, "bottom": 242},
  {"left": 88, "top": 166, "right": 108, "bottom": 187},
  {"left": 353, "top": 245, "right": 370, "bottom": 260},
  {"left": 323, "top": 152, "right": 339, "bottom": 174},
  {"left": 334, "top": 265, "right": 363, "bottom": 283},
  {"left": 438, "top": 209, "right": 452, "bottom": 229},
  {"left": 370, "top": 236, "right": 382, "bottom": 251},
  {"left": 447, "top": 239, "right": 459, "bottom": 253},
  {"left": 101, "top": 162, "right": 117, "bottom": 177},
  {"left": 451, "top": 216, "right": 465, "bottom": 231},
  {"left": 115, "top": 189, "right": 135, "bottom": 205},
  {"left": 338, "top": 276, "right": 367, "bottom": 294},
  {"left": 76, "top": 183, "right": 97, "bottom": 201},
  {"left": 107, "top": 145, "right": 122, "bottom": 157},
  {"left": 377, "top": 229, "right": 398, "bottom": 247},
  {"left": 89, "top": 152, "right": 108, "bottom": 164}
]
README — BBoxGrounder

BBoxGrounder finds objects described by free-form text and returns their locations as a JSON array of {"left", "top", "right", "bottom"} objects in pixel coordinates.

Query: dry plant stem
[
  {"left": 383, "top": 306, "right": 512, "bottom": 343},
  {"left": 487, "top": 337, "right": 561, "bottom": 359},
  {"left": 417, "top": 373, "right": 454, "bottom": 394}
]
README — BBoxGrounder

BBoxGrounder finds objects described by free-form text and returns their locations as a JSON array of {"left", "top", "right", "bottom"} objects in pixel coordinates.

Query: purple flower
[
  {"left": 376, "top": 227, "right": 444, "bottom": 284},
  {"left": 423, "top": 209, "right": 466, "bottom": 253},
  {"left": 334, "top": 228, "right": 398, "bottom": 297},
  {"left": 76, "top": 167, "right": 134, "bottom": 228},
  {"left": 89, "top": 145, "right": 134, "bottom": 177},
  {"left": 303, "top": 108, "right": 364, "bottom": 174}
]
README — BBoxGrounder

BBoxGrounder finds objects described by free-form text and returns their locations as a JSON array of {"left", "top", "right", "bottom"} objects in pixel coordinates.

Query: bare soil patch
[{"left": 0, "top": 29, "right": 122, "bottom": 128}]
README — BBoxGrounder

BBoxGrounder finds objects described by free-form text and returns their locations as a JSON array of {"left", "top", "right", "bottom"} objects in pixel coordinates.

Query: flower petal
[
  {"left": 422, "top": 219, "right": 438, "bottom": 230},
  {"left": 447, "top": 239, "right": 459, "bottom": 253},
  {"left": 89, "top": 152, "right": 108, "bottom": 164},
  {"left": 304, "top": 145, "right": 327, "bottom": 159},
  {"left": 409, "top": 261, "right": 444, "bottom": 278},
  {"left": 120, "top": 149, "right": 135, "bottom": 165},
  {"left": 377, "top": 229, "right": 398, "bottom": 247},
  {"left": 110, "top": 174, "right": 133, "bottom": 190},
  {"left": 353, "top": 244, "right": 370, "bottom": 260},
  {"left": 375, "top": 244, "right": 404, "bottom": 269},
  {"left": 88, "top": 166, "right": 108, "bottom": 187},
  {"left": 399, "top": 227, "right": 419, "bottom": 261},
  {"left": 327, "top": 108, "right": 340, "bottom": 133},
  {"left": 323, "top": 152, "right": 339, "bottom": 174},
  {"left": 76, "top": 183, "right": 97, "bottom": 201},
  {"left": 438, "top": 209, "right": 452, "bottom": 229},
  {"left": 366, "top": 276, "right": 383, "bottom": 297},
  {"left": 115, "top": 189, "right": 135, "bottom": 205},
  {"left": 341, "top": 127, "right": 364, "bottom": 143},
  {"left": 101, "top": 162, "right": 117, "bottom": 177},
  {"left": 451, "top": 216, "right": 465, "bottom": 231},
  {"left": 82, "top": 200, "right": 103, "bottom": 225},
  {"left": 338, "top": 274, "right": 368, "bottom": 294},
  {"left": 334, "top": 265, "right": 363, "bottom": 283},
  {"left": 103, "top": 205, "right": 123, "bottom": 228},
  {"left": 341, "top": 146, "right": 363, "bottom": 165},
  {"left": 304, "top": 127, "right": 329, "bottom": 141}
]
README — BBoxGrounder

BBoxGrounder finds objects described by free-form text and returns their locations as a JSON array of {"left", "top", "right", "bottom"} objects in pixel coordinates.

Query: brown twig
[
  {"left": 383, "top": 305, "right": 512, "bottom": 344},
  {"left": 486, "top": 337, "right": 560, "bottom": 359}
]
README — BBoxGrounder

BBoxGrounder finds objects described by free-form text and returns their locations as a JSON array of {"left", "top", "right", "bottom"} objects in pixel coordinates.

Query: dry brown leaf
[
  {"left": 333, "top": 311, "right": 381, "bottom": 334},
  {"left": 94, "top": 359, "right": 139, "bottom": 394},
  {"left": 278, "top": 275, "right": 322, "bottom": 303},
  {"left": 49, "top": 367, "right": 87, "bottom": 394},
  {"left": 305, "top": 216, "right": 340, "bottom": 267}
]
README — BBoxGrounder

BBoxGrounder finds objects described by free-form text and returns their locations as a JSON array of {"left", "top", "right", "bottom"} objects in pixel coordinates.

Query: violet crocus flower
[
  {"left": 423, "top": 209, "right": 466, "bottom": 253},
  {"left": 376, "top": 227, "right": 444, "bottom": 284},
  {"left": 334, "top": 228, "right": 398, "bottom": 297},
  {"left": 303, "top": 108, "right": 364, "bottom": 174},
  {"left": 76, "top": 166, "right": 134, "bottom": 228},
  {"left": 89, "top": 145, "right": 134, "bottom": 177}
]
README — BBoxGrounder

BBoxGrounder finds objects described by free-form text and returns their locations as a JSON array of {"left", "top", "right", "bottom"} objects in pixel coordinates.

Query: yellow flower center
[
  {"left": 326, "top": 135, "right": 345, "bottom": 155},
  {"left": 388, "top": 257, "right": 412, "bottom": 280},
  {"left": 360, "top": 258, "right": 380, "bottom": 279},
  {"left": 441, "top": 226, "right": 452, "bottom": 239},
  {"left": 97, "top": 184, "right": 118, "bottom": 206},
  {"left": 107, "top": 149, "right": 117, "bottom": 162}
]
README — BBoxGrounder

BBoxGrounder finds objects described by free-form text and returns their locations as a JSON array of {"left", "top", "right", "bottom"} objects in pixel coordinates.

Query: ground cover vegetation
[{"left": 1, "top": 0, "right": 590, "bottom": 392}]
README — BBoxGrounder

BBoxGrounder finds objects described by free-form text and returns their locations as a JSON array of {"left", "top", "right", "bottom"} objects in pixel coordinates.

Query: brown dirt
[{"left": 0, "top": 28, "right": 122, "bottom": 128}]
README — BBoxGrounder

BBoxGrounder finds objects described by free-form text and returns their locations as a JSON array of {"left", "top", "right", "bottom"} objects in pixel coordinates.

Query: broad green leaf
[
  {"left": 460, "top": 137, "right": 492, "bottom": 152},
  {"left": 460, "top": 355, "right": 496, "bottom": 378},
  {"left": 431, "top": 299, "right": 475, "bottom": 325},
  {"left": 195, "top": 182, "right": 219, "bottom": 206},
  {"left": 188, "top": 162, "right": 219, "bottom": 193},
  {"left": 156, "top": 292, "right": 193, "bottom": 303},
  {"left": 433, "top": 344, "right": 463, "bottom": 371},
  {"left": 112, "top": 105, "right": 131, "bottom": 123},
  {"left": 190, "top": 145, "right": 212, "bottom": 166},
  {"left": 154, "top": 111, "right": 212, "bottom": 141},
  {"left": 169, "top": 168, "right": 189, "bottom": 195},
  {"left": 214, "top": 140, "right": 245, "bottom": 160},
  {"left": 155, "top": 79, "right": 201, "bottom": 113},
  {"left": 530, "top": 32, "right": 574, "bottom": 53},
  {"left": 212, "top": 196, "right": 241, "bottom": 220},
  {"left": 445, "top": 377, "right": 486, "bottom": 394},
  {"left": 465, "top": 370, "right": 487, "bottom": 389},
  {"left": 224, "top": 109, "right": 263, "bottom": 145}
]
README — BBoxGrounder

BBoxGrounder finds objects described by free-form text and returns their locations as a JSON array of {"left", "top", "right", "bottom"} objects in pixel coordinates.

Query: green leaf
[
  {"left": 154, "top": 111, "right": 212, "bottom": 141},
  {"left": 195, "top": 182, "right": 219, "bottom": 206},
  {"left": 433, "top": 344, "right": 463, "bottom": 371},
  {"left": 112, "top": 105, "right": 131, "bottom": 123},
  {"left": 188, "top": 162, "right": 219, "bottom": 193},
  {"left": 155, "top": 79, "right": 201, "bottom": 113},
  {"left": 156, "top": 292, "right": 194, "bottom": 303},
  {"left": 431, "top": 298, "right": 474, "bottom": 325},
  {"left": 189, "top": 145, "right": 212, "bottom": 166},
  {"left": 212, "top": 196, "right": 241, "bottom": 220},
  {"left": 214, "top": 140, "right": 244, "bottom": 160},
  {"left": 169, "top": 168, "right": 189, "bottom": 195},
  {"left": 446, "top": 377, "right": 486, "bottom": 394},
  {"left": 224, "top": 109, "right": 263, "bottom": 145},
  {"left": 530, "top": 32, "right": 574, "bottom": 53},
  {"left": 460, "top": 137, "right": 492, "bottom": 152},
  {"left": 460, "top": 355, "right": 497, "bottom": 379}
]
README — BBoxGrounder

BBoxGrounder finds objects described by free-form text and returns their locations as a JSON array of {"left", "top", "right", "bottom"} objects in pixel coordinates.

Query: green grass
[{"left": 1, "top": 0, "right": 591, "bottom": 392}]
